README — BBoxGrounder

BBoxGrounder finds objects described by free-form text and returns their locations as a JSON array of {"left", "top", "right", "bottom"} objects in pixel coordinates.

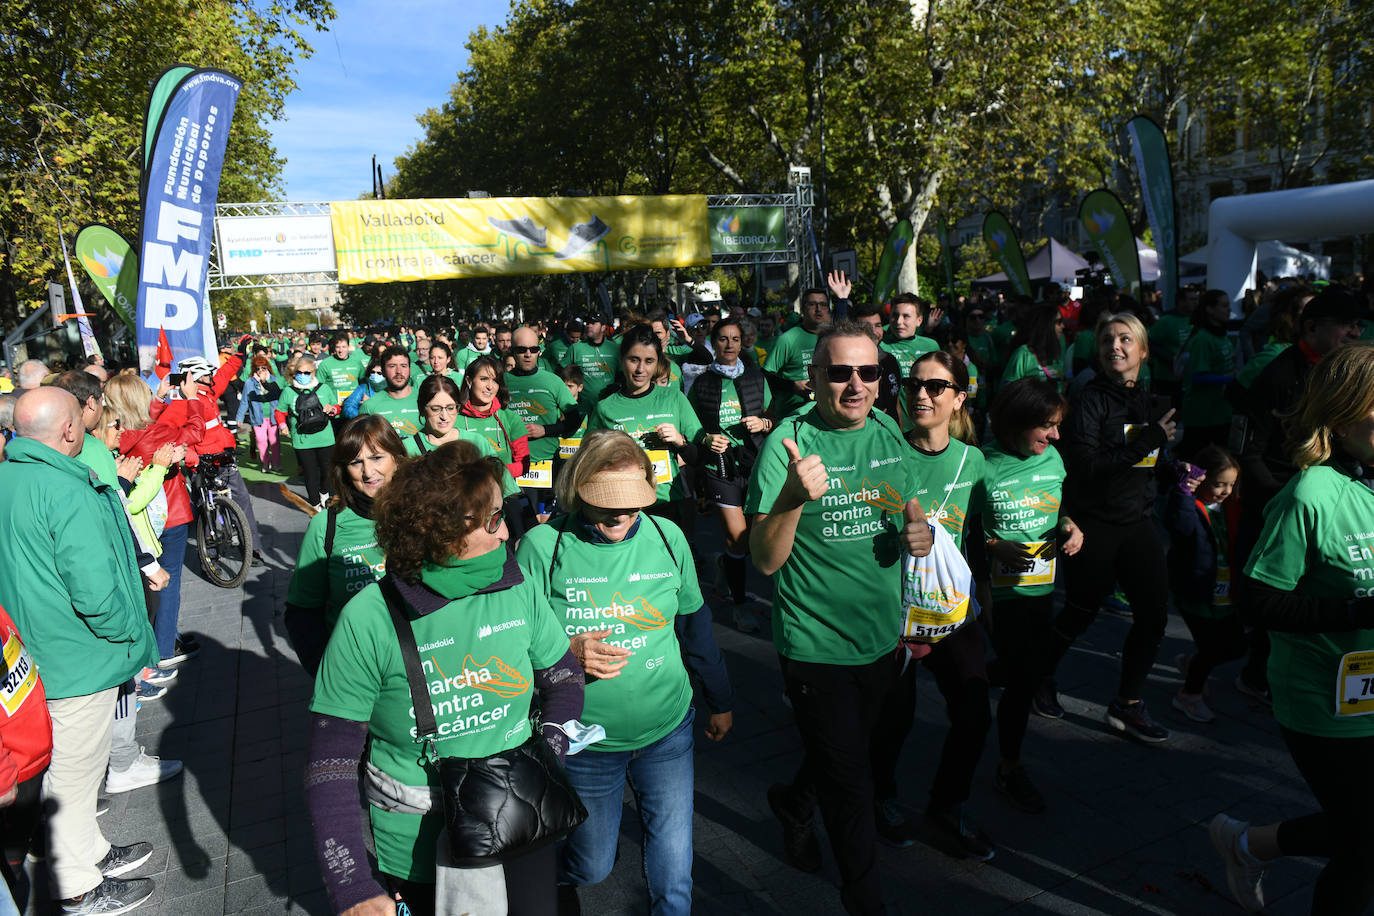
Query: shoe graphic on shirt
[
  {"left": 486, "top": 216, "right": 547, "bottom": 248},
  {"left": 554, "top": 217, "right": 610, "bottom": 260}
]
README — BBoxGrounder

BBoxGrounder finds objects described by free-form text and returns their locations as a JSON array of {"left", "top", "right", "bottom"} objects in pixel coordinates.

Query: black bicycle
[{"left": 185, "top": 449, "right": 251, "bottom": 588}]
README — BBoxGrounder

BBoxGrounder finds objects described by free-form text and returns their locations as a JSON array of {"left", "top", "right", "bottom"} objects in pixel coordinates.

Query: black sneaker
[
  {"left": 250, "top": 550, "right": 265, "bottom": 568},
  {"left": 1234, "top": 675, "right": 1272, "bottom": 706},
  {"left": 1104, "top": 699, "right": 1170, "bottom": 743},
  {"left": 925, "top": 804, "right": 996, "bottom": 861},
  {"left": 767, "top": 783, "right": 821, "bottom": 872},
  {"left": 60, "top": 876, "right": 154, "bottom": 915},
  {"left": 994, "top": 765, "right": 1047, "bottom": 814},
  {"left": 874, "top": 797, "right": 916, "bottom": 848},
  {"left": 162, "top": 636, "right": 200, "bottom": 667},
  {"left": 97, "top": 841, "right": 153, "bottom": 878},
  {"left": 1032, "top": 678, "right": 1065, "bottom": 719}
]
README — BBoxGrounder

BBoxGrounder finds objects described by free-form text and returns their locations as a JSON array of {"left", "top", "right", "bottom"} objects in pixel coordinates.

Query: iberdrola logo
[
  {"left": 716, "top": 213, "right": 740, "bottom": 234},
  {"left": 987, "top": 230, "right": 1006, "bottom": 252},
  {"left": 81, "top": 247, "right": 124, "bottom": 279},
  {"left": 1084, "top": 211, "right": 1114, "bottom": 235}
]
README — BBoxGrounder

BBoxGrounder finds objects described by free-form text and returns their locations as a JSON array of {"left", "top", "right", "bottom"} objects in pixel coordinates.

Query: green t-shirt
[
  {"left": 1236, "top": 341, "right": 1288, "bottom": 389},
  {"left": 358, "top": 388, "right": 422, "bottom": 436},
  {"left": 1245, "top": 465, "right": 1374, "bottom": 737},
  {"left": 545, "top": 337, "right": 571, "bottom": 369},
  {"left": 1070, "top": 329, "right": 1096, "bottom": 367},
  {"left": 1180, "top": 329, "right": 1235, "bottom": 427},
  {"left": 1001, "top": 344, "right": 1064, "bottom": 389},
  {"left": 414, "top": 366, "right": 462, "bottom": 387},
  {"left": 567, "top": 339, "right": 620, "bottom": 407},
  {"left": 506, "top": 369, "right": 579, "bottom": 462},
  {"left": 687, "top": 374, "right": 773, "bottom": 448},
  {"left": 278, "top": 382, "right": 338, "bottom": 448},
  {"left": 450, "top": 408, "right": 524, "bottom": 466},
  {"left": 310, "top": 567, "right": 570, "bottom": 880},
  {"left": 989, "top": 321, "right": 1017, "bottom": 364},
  {"left": 744, "top": 409, "right": 916, "bottom": 664},
  {"left": 1149, "top": 313, "right": 1192, "bottom": 383},
  {"left": 978, "top": 442, "right": 1066, "bottom": 598},
  {"left": 286, "top": 506, "right": 385, "bottom": 627},
  {"left": 402, "top": 432, "right": 520, "bottom": 498},
  {"left": 452, "top": 345, "right": 491, "bottom": 374},
  {"left": 880, "top": 334, "right": 941, "bottom": 378},
  {"left": 586, "top": 385, "right": 703, "bottom": 503},
  {"left": 516, "top": 516, "right": 703, "bottom": 751},
  {"left": 763, "top": 325, "right": 820, "bottom": 418},
  {"left": 316, "top": 353, "right": 365, "bottom": 405},
  {"left": 968, "top": 332, "right": 995, "bottom": 369},
  {"left": 755, "top": 334, "right": 779, "bottom": 366},
  {"left": 908, "top": 440, "right": 985, "bottom": 550}
]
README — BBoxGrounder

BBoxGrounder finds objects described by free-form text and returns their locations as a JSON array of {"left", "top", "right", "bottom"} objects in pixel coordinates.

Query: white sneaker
[
  {"left": 1209, "top": 813, "right": 1267, "bottom": 912},
  {"left": 1172, "top": 692, "right": 1216, "bottom": 723},
  {"left": 106, "top": 748, "right": 183, "bottom": 794}
]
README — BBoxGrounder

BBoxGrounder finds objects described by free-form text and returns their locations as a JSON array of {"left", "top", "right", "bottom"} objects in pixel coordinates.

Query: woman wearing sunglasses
[
  {"left": 585, "top": 323, "right": 703, "bottom": 528},
  {"left": 306, "top": 440, "right": 583, "bottom": 916},
  {"left": 870, "top": 350, "right": 997, "bottom": 860},
  {"left": 516, "top": 430, "right": 733, "bottom": 915}
]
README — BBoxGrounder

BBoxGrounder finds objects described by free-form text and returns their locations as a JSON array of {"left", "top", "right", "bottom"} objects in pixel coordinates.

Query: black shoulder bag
[{"left": 377, "top": 576, "right": 587, "bottom": 867}]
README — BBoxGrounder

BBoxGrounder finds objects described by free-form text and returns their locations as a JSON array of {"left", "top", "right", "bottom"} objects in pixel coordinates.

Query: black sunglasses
[
  {"left": 819, "top": 363, "right": 881, "bottom": 384},
  {"left": 905, "top": 378, "right": 964, "bottom": 396},
  {"left": 512, "top": 345, "right": 541, "bottom": 354}
]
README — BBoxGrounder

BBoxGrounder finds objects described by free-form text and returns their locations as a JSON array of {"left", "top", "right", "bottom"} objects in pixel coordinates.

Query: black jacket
[
  {"left": 1061, "top": 375, "right": 1168, "bottom": 524},
  {"left": 1236, "top": 344, "right": 1314, "bottom": 497}
]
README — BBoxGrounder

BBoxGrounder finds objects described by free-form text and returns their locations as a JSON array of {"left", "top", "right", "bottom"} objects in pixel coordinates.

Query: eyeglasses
[
  {"left": 466, "top": 505, "right": 505, "bottom": 534},
  {"left": 424, "top": 404, "right": 458, "bottom": 415},
  {"left": 512, "top": 345, "right": 541, "bottom": 354},
  {"left": 905, "top": 378, "right": 965, "bottom": 397},
  {"left": 819, "top": 363, "right": 881, "bottom": 384}
]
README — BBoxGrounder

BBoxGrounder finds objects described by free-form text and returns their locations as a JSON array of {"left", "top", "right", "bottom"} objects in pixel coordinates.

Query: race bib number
[
  {"left": 558, "top": 437, "right": 581, "bottom": 458},
  {"left": 1124, "top": 424, "right": 1159, "bottom": 468},
  {"left": 1213, "top": 565, "right": 1232, "bottom": 608},
  {"left": 1337, "top": 650, "right": 1374, "bottom": 717},
  {"left": 990, "top": 542, "right": 1056, "bottom": 589},
  {"left": 516, "top": 460, "right": 553, "bottom": 487},
  {"left": 0, "top": 634, "right": 38, "bottom": 717},
  {"left": 646, "top": 449, "right": 673, "bottom": 485}
]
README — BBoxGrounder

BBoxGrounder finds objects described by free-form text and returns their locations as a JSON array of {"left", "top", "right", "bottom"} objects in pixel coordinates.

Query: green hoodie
[{"left": 0, "top": 438, "right": 158, "bottom": 698}]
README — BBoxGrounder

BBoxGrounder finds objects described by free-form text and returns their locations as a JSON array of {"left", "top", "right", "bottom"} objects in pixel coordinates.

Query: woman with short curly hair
[{"left": 305, "top": 439, "right": 582, "bottom": 916}]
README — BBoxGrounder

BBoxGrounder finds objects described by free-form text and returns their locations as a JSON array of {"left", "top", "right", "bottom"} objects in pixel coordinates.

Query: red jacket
[
  {"left": 194, "top": 353, "right": 243, "bottom": 454},
  {"left": 461, "top": 398, "right": 530, "bottom": 479},
  {"left": 119, "top": 398, "right": 206, "bottom": 529},
  {"left": 0, "top": 604, "right": 52, "bottom": 785}
]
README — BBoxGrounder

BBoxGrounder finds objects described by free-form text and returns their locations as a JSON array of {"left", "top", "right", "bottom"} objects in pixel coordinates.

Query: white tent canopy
[
  {"left": 974, "top": 238, "right": 1090, "bottom": 287},
  {"left": 1182, "top": 240, "right": 1331, "bottom": 281}
]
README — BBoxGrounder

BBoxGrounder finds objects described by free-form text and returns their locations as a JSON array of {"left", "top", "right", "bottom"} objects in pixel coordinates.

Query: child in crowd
[{"left": 1165, "top": 445, "right": 1245, "bottom": 722}]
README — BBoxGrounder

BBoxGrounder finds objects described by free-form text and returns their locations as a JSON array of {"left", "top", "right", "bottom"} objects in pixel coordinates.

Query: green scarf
[{"left": 420, "top": 545, "right": 506, "bottom": 599}]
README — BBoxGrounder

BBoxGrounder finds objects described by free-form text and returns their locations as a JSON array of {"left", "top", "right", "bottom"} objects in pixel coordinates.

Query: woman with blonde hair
[
  {"left": 1211, "top": 344, "right": 1374, "bottom": 915},
  {"left": 516, "top": 429, "right": 733, "bottom": 915}
]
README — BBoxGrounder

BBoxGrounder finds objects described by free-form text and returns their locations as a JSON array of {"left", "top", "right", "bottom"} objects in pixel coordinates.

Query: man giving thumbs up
[{"left": 745, "top": 322, "right": 927, "bottom": 915}]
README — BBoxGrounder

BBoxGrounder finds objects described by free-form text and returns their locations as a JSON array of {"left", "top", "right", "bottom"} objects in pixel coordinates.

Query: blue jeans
[
  {"left": 558, "top": 708, "right": 695, "bottom": 916},
  {"left": 155, "top": 523, "right": 189, "bottom": 660}
]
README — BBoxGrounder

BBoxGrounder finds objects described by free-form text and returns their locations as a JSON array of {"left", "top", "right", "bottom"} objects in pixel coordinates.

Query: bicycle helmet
[{"left": 177, "top": 356, "right": 216, "bottom": 381}]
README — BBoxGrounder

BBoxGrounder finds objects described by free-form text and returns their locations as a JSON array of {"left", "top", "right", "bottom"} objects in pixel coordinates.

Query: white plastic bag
[{"left": 900, "top": 520, "right": 975, "bottom": 644}]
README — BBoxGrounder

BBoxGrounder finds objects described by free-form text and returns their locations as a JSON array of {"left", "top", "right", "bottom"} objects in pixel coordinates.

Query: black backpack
[{"left": 292, "top": 386, "right": 329, "bottom": 434}]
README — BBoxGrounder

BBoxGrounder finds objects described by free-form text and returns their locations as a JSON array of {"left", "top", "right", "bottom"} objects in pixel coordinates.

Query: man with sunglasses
[
  {"left": 505, "top": 326, "right": 582, "bottom": 516},
  {"left": 747, "top": 321, "right": 933, "bottom": 915},
  {"left": 764, "top": 287, "right": 833, "bottom": 420}
]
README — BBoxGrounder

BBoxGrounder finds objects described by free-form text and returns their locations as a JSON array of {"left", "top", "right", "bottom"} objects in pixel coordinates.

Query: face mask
[
  {"left": 369, "top": 372, "right": 385, "bottom": 388},
  {"left": 294, "top": 372, "right": 313, "bottom": 386}
]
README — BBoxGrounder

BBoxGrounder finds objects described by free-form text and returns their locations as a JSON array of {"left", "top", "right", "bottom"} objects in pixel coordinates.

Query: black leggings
[
  {"left": 871, "top": 620, "right": 990, "bottom": 811},
  {"left": 1, "top": 773, "right": 44, "bottom": 903},
  {"left": 296, "top": 444, "right": 333, "bottom": 505},
  {"left": 1275, "top": 727, "right": 1374, "bottom": 915},
  {"left": 988, "top": 594, "right": 1058, "bottom": 763},
  {"left": 1178, "top": 609, "right": 1246, "bottom": 694},
  {"left": 1051, "top": 516, "right": 1169, "bottom": 700},
  {"left": 386, "top": 842, "right": 557, "bottom": 916}
]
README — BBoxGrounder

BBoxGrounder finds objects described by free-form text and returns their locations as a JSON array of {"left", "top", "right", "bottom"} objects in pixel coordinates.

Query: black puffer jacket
[{"left": 1061, "top": 375, "right": 1168, "bottom": 524}]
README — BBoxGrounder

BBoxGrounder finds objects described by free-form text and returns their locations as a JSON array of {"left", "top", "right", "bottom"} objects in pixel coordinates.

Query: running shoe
[
  {"left": 924, "top": 804, "right": 995, "bottom": 861},
  {"left": 106, "top": 748, "right": 183, "bottom": 794},
  {"left": 140, "top": 665, "right": 176, "bottom": 687},
  {"left": 251, "top": 549, "right": 265, "bottom": 568},
  {"left": 1104, "top": 699, "right": 1169, "bottom": 743},
  {"left": 486, "top": 215, "right": 547, "bottom": 248},
  {"left": 96, "top": 842, "right": 153, "bottom": 878},
  {"left": 994, "top": 764, "right": 1046, "bottom": 814},
  {"left": 767, "top": 783, "right": 821, "bottom": 872},
  {"left": 554, "top": 216, "right": 610, "bottom": 260},
  {"left": 1234, "top": 675, "right": 1272, "bottom": 706},
  {"left": 162, "top": 635, "right": 200, "bottom": 666},
  {"left": 60, "top": 876, "right": 154, "bottom": 915},
  {"left": 135, "top": 681, "right": 166, "bottom": 703},
  {"left": 1171, "top": 692, "right": 1216, "bottom": 723},
  {"left": 1174, "top": 653, "right": 1192, "bottom": 678},
  {"left": 874, "top": 797, "right": 916, "bottom": 848},
  {"left": 1032, "top": 678, "right": 1065, "bottom": 719},
  {"left": 1209, "top": 813, "right": 1267, "bottom": 912},
  {"left": 733, "top": 606, "right": 760, "bottom": 634},
  {"left": 1101, "top": 590, "right": 1132, "bottom": 617}
]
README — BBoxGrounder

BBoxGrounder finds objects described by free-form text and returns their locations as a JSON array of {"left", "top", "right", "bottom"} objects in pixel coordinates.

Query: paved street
[{"left": 22, "top": 478, "right": 1326, "bottom": 915}]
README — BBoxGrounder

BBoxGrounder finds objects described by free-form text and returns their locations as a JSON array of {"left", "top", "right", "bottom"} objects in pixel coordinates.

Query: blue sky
[{"left": 271, "top": 0, "right": 510, "bottom": 203}]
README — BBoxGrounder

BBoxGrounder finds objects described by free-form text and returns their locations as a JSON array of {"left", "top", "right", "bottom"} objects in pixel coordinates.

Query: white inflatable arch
[{"left": 1207, "top": 178, "right": 1374, "bottom": 312}]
